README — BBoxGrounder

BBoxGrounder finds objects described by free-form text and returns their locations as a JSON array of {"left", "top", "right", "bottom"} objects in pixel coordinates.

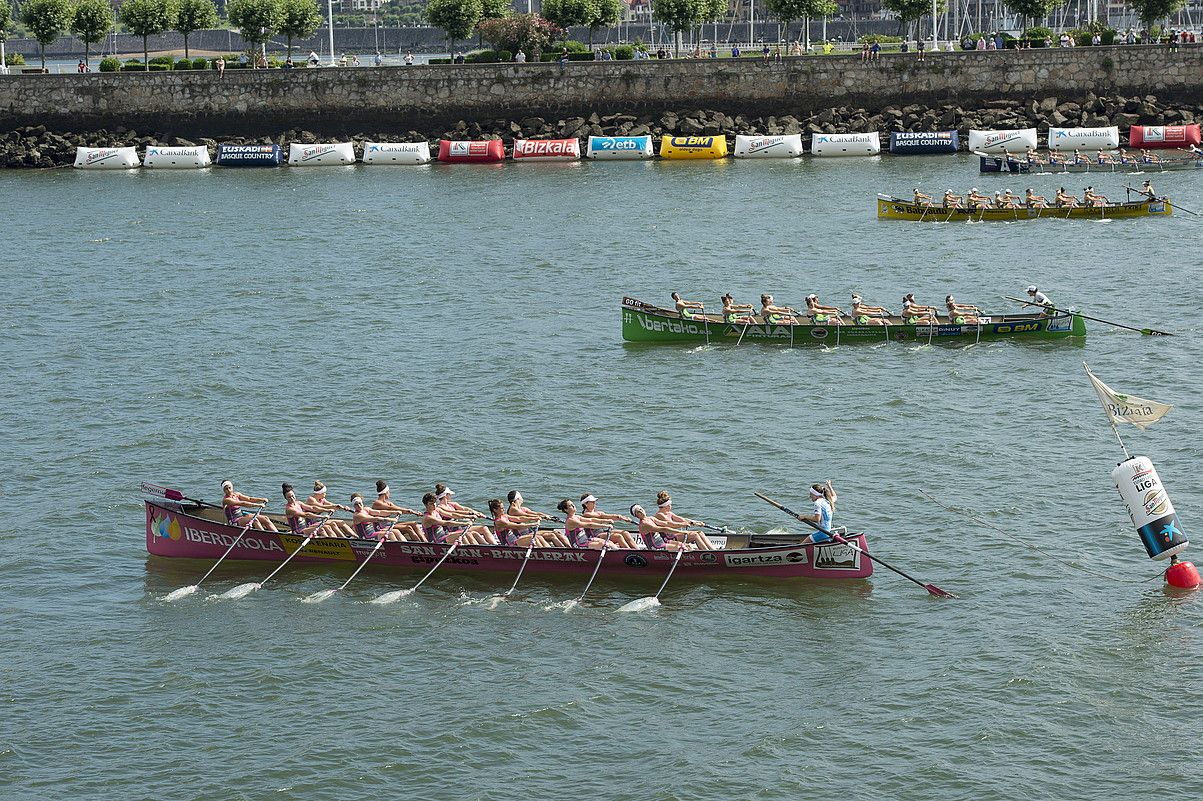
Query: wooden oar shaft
[
  {"left": 754, "top": 492, "right": 956, "bottom": 598},
  {"left": 1001, "top": 296, "right": 1171, "bottom": 336}
]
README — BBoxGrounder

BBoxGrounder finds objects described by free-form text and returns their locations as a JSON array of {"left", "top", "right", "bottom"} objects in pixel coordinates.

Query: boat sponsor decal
[
  {"left": 150, "top": 513, "right": 183, "bottom": 541},
  {"left": 1045, "top": 315, "right": 1071, "bottom": 333},
  {"left": 1150, "top": 202, "right": 1166, "bottom": 213},
  {"left": 724, "top": 550, "right": 807, "bottom": 568},
  {"left": 666, "top": 136, "right": 718, "bottom": 148},
  {"left": 813, "top": 543, "right": 861, "bottom": 570},
  {"left": 989, "top": 322, "right": 1040, "bottom": 334},
  {"left": 281, "top": 535, "right": 355, "bottom": 560},
  {"left": 624, "top": 554, "right": 649, "bottom": 567},
  {"left": 627, "top": 311, "right": 707, "bottom": 337},
  {"left": 590, "top": 136, "right": 650, "bottom": 151},
  {"left": 699, "top": 552, "right": 717, "bottom": 563},
  {"left": 707, "top": 536, "right": 727, "bottom": 549},
  {"left": 809, "top": 328, "right": 828, "bottom": 339},
  {"left": 390, "top": 544, "right": 591, "bottom": 563},
  {"left": 914, "top": 324, "right": 972, "bottom": 337},
  {"left": 366, "top": 143, "right": 425, "bottom": 154},
  {"left": 1143, "top": 489, "right": 1170, "bottom": 517},
  {"left": 181, "top": 527, "right": 285, "bottom": 553}
]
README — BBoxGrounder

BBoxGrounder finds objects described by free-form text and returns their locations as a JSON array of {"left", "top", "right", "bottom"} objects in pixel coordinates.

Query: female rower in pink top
[
  {"left": 282, "top": 484, "right": 337, "bottom": 537},
  {"left": 421, "top": 492, "right": 492, "bottom": 545},
  {"left": 371, "top": 480, "right": 426, "bottom": 541},
  {"left": 507, "top": 490, "right": 571, "bottom": 547},
  {"left": 221, "top": 480, "right": 278, "bottom": 531},
  {"left": 306, "top": 481, "right": 355, "bottom": 537},
  {"left": 630, "top": 504, "right": 695, "bottom": 551},
  {"left": 488, "top": 498, "right": 551, "bottom": 547},
  {"left": 436, "top": 486, "right": 497, "bottom": 545},
  {"left": 557, "top": 499, "right": 618, "bottom": 549},
  {"left": 579, "top": 493, "right": 639, "bottom": 549},
  {"left": 654, "top": 491, "right": 715, "bottom": 550},
  {"left": 350, "top": 493, "right": 405, "bottom": 541}
]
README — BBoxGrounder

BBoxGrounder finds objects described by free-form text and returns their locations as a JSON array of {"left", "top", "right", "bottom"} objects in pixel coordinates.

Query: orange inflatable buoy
[{"left": 1166, "top": 560, "right": 1201, "bottom": 589}]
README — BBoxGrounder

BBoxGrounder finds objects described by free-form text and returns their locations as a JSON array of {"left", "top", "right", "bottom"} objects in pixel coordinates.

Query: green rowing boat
[{"left": 621, "top": 297, "right": 1087, "bottom": 345}]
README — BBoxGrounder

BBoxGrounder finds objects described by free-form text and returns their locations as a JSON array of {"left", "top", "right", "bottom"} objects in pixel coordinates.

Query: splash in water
[
  {"left": 218, "top": 582, "right": 260, "bottom": 600},
  {"left": 162, "top": 585, "right": 198, "bottom": 602},
  {"left": 616, "top": 597, "right": 661, "bottom": 613},
  {"left": 369, "top": 589, "right": 413, "bottom": 605},
  {"left": 301, "top": 589, "right": 338, "bottom": 604}
]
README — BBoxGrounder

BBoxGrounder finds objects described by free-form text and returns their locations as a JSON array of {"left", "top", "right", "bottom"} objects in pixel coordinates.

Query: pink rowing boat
[{"left": 145, "top": 498, "right": 875, "bottom": 581}]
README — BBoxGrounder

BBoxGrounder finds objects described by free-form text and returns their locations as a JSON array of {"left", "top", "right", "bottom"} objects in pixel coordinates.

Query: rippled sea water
[{"left": 2, "top": 155, "right": 1201, "bottom": 800}]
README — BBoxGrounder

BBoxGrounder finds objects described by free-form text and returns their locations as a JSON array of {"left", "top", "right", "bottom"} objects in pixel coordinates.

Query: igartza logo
[{"left": 151, "top": 514, "right": 182, "bottom": 541}]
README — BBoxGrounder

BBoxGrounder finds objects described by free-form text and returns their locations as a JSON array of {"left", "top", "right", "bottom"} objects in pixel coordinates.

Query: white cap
[
  {"left": 221, "top": 480, "right": 233, "bottom": 491},
  {"left": 437, "top": 487, "right": 454, "bottom": 499},
  {"left": 806, "top": 294, "right": 817, "bottom": 300},
  {"left": 809, "top": 487, "right": 824, "bottom": 499},
  {"left": 582, "top": 495, "right": 598, "bottom": 504},
  {"left": 630, "top": 504, "right": 644, "bottom": 516},
  {"left": 1026, "top": 285, "right": 1038, "bottom": 293}
]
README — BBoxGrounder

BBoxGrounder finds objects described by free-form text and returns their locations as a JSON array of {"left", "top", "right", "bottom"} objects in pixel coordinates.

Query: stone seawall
[{"left": 2, "top": 46, "right": 1201, "bottom": 137}]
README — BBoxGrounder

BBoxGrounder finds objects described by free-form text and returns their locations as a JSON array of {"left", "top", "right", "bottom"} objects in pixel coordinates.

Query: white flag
[{"left": 1085, "top": 365, "right": 1173, "bottom": 430}]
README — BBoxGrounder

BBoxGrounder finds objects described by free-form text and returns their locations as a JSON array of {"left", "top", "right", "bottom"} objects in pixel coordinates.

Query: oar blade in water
[
  {"left": 369, "top": 589, "right": 414, "bottom": 605},
  {"left": 218, "top": 582, "right": 261, "bottom": 600},
  {"left": 162, "top": 585, "right": 199, "bottom": 602},
  {"left": 925, "top": 583, "right": 959, "bottom": 599},
  {"left": 301, "top": 589, "right": 338, "bottom": 604},
  {"left": 617, "top": 596, "right": 661, "bottom": 613}
]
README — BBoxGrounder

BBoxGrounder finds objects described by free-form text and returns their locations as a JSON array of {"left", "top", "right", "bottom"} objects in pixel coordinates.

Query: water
[{"left": 2, "top": 155, "right": 1201, "bottom": 799}]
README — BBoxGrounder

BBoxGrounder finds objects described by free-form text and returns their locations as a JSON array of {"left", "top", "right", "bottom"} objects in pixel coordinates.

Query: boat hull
[
  {"left": 979, "top": 155, "right": 1203, "bottom": 174},
  {"left": 621, "top": 298, "right": 1085, "bottom": 344},
  {"left": 877, "top": 196, "right": 1171, "bottom": 220},
  {"left": 146, "top": 502, "right": 874, "bottom": 581}
]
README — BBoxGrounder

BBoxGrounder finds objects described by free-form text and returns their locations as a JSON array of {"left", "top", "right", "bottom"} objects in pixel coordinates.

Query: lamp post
[{"left": 328, "top": 0, "right": 337, "bottom": 65}]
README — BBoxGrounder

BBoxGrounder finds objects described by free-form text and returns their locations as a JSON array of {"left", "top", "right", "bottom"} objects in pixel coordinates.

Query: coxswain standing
[
  {"left": 1024, "top": 285, "right": 1055, "bottom": 317},
  {"left": 1138, "top": 179, "right": 1157, "bottom": 200},
  {"left": 913, "top": 188, "right": 933, "bottom": 206},
  {"left": 850, "top": 294, "right": 891, "bottom": 326},
  {"left": 221, "top": 480, "right": 277, "bottom": 531},
  {"left": 1054, "top": 187, "right": 1079, "bottom": 207},
  {"left": 1083, "top": 186, "right": 1108, "bottom": 207},
  {"left": 796, "top": 481, "right": 837, "bottom": 545},
  {"left": 671, "top": 291, "right": 706, "bottom": 320},
  {"left": 942, "top": 189, "right": 964, "bottom": 208},
  {"left": 1025, "top": 188, "right": 1048, "bottom": 208}
]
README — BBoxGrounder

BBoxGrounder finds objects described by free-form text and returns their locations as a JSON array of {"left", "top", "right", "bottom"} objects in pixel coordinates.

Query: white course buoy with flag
[{"left": 1084, "top": 363, "right": 1199, "bottom": 589}]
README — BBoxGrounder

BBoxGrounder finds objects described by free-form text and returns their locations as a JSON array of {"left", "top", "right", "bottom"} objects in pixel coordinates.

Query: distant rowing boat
[
  {"left": 621, "top": 297, "right": 1086, "bottom": 344},
  {"left": 978, "top": 154, "right": 1203, "bottom": 174},
  {"left": 877, "top": 195, "right": 1172, "bottom": 221},
  {"left": 145, "top": 498, "right": 875, "bottom": 581}
]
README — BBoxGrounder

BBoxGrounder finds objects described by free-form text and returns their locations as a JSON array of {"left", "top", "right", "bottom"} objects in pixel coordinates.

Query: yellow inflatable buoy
[{"left": 659, "top": 135, "right": 729, "bottom": 160}]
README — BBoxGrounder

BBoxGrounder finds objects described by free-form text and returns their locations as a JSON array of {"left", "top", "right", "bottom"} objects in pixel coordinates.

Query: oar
[
  {"left": 141, "top": 481, "right": 221, "bottom": 509},
  {"left": 370, "top": 542, "right": 460, "bottom": 604},
  {"left": 163, "top": 505, "right": 267, "bottom": 601},
  {"left": 301, "top": 519, "right": 400, "bottom": 603},
  {"left": 617, "top": 537, "right": 687, "bottom": 612},
  {"left": 218, "top": 513, "right": 333, "bottom": 599},
  {"left": 1001, "top": 295, "right": 1171, "bottom": 336},
  {"left": 563, "top": 536, "right": 616, "bottom": 610},
  {"left": 754, "top": 492, "right": 957, "bottom": 598},
  {"left": 1125, "top": 184, "right": 1202, "bottom": 216},
  {"left": 501, "top": 530, "right": 539, "bottom": 597}
]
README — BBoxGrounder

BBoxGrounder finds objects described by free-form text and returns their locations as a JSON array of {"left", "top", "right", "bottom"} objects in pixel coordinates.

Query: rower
[
  {"left": 796, "top": 482, "right": 837, "bottom": 545},
  {"left": 372, "top": 480, "right": 426, "bottom": 541},
  {"left": 1054, "top": 186, "right": 1079, "bottom": 208},
  {"left": 629, "top": 504, "right": 695, "bottom": 551},
  {"left": 488, "top": 498, "right": 550, "bottom": 547},
  {"left": 912, "top": 188, "right": 933, "bottom": 206},
  {"left": 1083, "top": 186, "right": 1108, "bottom": 207},
  {"left": 721, "top": 293, "right": 755, "bottom": 324},
  {"left": 670, "top": 291, "right": 706, "bottom": 320},
  {"left": 306, "top": 481, "right": 355, "bottom": 537},
  {"left": 434, "top": 484, "right": 483, "bottom": 518},
  {"left": 850, "top": 294, "right": 890, "bottom": 326},
  {"left": 220, "top": 480, "right": 277, "bottom": 531},
  {"left": 421, "top": 492, "right": 492, "bottom": 545},
  {"left": 283, "top": 483, "right": 339, "bottom": 537},
  {"left": 654, "top": 491, "right": 715, "bottom": 550},
  {"left": 508, "top": 490, "right": 570, "bottom": 547},
  {"left": 760, "top": 294, "right": 798, "bottom": 325},
  {"left": 350, "top": 493, "right": 404, "bottom": 541},
  {"left": 999, "top": 189, "right": 1021, "bottom": 209},
  {"left": 1025, "top": 187, "right": 1048, "bottom": 208},
  {"left": 1096, "top": 150, "right": 1117, "bottom": 164},
  {"left": 945, "top": 294, "right": 982, "bottom": 325},
  {"left": 942, "top": 189, "right": 963, "bottom": 208},
  {"left": 902, "top": 293, "right": 938, "bottom": 324},
  {"left": 1189, "top": 144, "right": 1203, "bottom": 158},
  {"left": 579, "top": 493, "right": 639, "bottom": 548},
  {"left": 966, "top": 188, "right": 992, "bottom": 209},
  {"left": 1138, "top": 179, "right": 1157, "bottom": 200},
  {"left": 804, "top": 294, "right": 845, "bottom": 326},
  {"left": 436, "top": 488, "right": 497, "bottom": 545},
  {"left": 558, "top": 499, "right": 618, "bottom": 549},
  {"left": 1024, "top": 285, "right": 1055, "bottom": 317},
  {"left": 1025, "top": 147, "right": 1043, "bottom": 164},
  {"left": 1141, "top": 148, "right": 1162, "bottom": 164},
  {"left": 1048, "top": 150, "right": 1066, "bottom": 164},
  {"left": 1072, "top": 148, "right": 1087, "bottom": 165}
]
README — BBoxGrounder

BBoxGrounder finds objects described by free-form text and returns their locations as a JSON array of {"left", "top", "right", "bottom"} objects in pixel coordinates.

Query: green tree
[
  {"left": 768, "top": 0, "right": 837, "bottom": 50},
  {"left": 1127, "top": 0, "right": 1186, "bottom": 29},
  {"left": 22, "top": 0, "right": 73, "bottom": 69},
  {"left": 0, "top": 1, "right": 11, "bottom": 45},
  {"left": 540, "top": 0, "right": 593, "bottom": 36},
  {"left": 1001, "top": 0, "right": 1063, "bottom": 32},
  {"left": 425, "top": 0, "right": 483, "bottom": 57},
  {"left": 278, "top": 0, "right": 320, "bottom": 57},
  {"left": 175, "top": 0, "right": 218, "bottom": 58},
  {"left": 120, "top": 0, "right": 177, "bottom": 70},
  {"left": 72, "top": 0, "right": 114, "bottom": 66},
  {"left": 881, "top": 0, "right": 945, "bottom": 41},
  {"left": 478, "top": 12, "right": 563, "bottom": 56},
  {"left": 586, "top": 0, "right": 622, "bottom": 46},
  {"left": 480, "top": 0, "right": 510, "bottom": 20},
  {"left": 652, "top": 0, "right": 706, "bottom": 56},
  {"left": 227, "top": 0, "right": 282, "bottom": 64}
]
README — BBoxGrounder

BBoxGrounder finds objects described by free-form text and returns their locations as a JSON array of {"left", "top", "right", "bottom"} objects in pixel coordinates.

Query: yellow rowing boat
[{"left": 876, "top": 195, "right": 1173, "bottom": 221}]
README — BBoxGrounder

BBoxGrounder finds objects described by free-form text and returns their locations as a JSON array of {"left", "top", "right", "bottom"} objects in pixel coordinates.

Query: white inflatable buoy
[
  {"left": 511, "top": 138, "right": 581, "bottom": 161},
  {"left": 1047, "top": 126, "right": 1120, "bottom": 151},
  {"left": 966, "top": 128, "right": 1038, "bottom": 154},
  {"left": 585, "top": 135, "right": 655, "bottom": 160},
  {"left": 287, "top": 142, "right": 355, "bottom": 166},
  {"left": 143, "top": 145, "right": 211, "bottom": 169},
  {"left": 361, "top": 142, "right": 431, "bottom": 165},
  {"left": 810, "top": 132, "right": 881, "bottom": 156},
  {"left": 1111, "top": 456, "right": 1189, "bottom": 560},
  {"left": 732, "top": 134, "right": 804, "bottom": 158},
  {"left": 73, "top": 147, "right": 140, "bottom": 169}
]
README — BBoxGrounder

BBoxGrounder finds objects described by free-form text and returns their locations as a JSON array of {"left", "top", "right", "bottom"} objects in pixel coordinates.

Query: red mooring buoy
[{"left": 1166, "top": 560, "right": 1201, "bottom": 590}]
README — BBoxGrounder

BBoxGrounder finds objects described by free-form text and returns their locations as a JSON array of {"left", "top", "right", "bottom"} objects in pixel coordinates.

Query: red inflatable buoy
[{"left": 1166, "top": 560, "right": 1201, "bottom": 589}]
